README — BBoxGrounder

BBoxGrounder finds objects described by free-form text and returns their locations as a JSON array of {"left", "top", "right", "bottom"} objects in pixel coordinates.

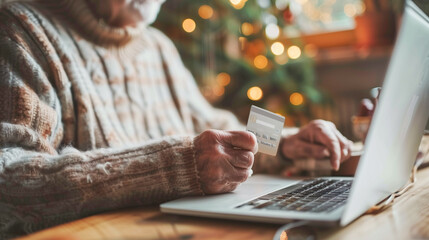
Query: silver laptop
[{"left": 161, "top": 0, "right": 429, "bottom": 226}]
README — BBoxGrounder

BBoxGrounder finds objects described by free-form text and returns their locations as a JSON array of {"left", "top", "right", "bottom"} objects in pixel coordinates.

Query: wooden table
[{"left": 19, "top": 137, "right": 429, "bottom": 240}]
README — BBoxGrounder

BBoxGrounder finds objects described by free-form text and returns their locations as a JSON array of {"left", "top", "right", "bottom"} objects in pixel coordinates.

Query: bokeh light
[
  {"left": 213, "top": 86, "right": 225, "bottom": 96},
  {"left": 216, "top": 72, "right": 231, "bottom": 86},
  {"left": 290, "top": 92, "right": 304, "bottom": 106},
  {"left": 229, "top": 0, "right": 247, "bottom": 9},
  {"left": 182, "top": 18, "right": 196, "bottom": 33},
  {"left": 265, "top": 23, "right": 280, "bottom": 40},
  {"left": 241, "top": 22, "right": 254, "bottom": 36},
  {"left": 271, "top": 42, "right": 285, "bottom": 55},
  {"left": 275, "top": 0, "right": 288, "bottom": 10},
  {"left": 344, "top": 3, "right": 357, "bottom": 17},
  {"left": 287, "top": 45, "right": 302, "bottom": 59},
  {"left": 198, "top": 5, "right": 214, "bottom": 19},
  {"left": 247, "top": 86, "right": 263, "bottom": 101},
  {"left": 254, "top": 55, "right": 268, "bottom": 69},
  {"left": 229, "top": 0, "right": 241, "bottom": 4}
]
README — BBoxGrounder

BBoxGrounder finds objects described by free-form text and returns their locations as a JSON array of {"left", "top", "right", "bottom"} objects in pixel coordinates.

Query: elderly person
[{"left": 0, "top": 0, "right": 352, "bottom": 238}]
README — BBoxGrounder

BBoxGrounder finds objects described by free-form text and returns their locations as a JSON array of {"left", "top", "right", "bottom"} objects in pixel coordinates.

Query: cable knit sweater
[{"left": 0, "top": 0, "right": 294, "bottom": 238}]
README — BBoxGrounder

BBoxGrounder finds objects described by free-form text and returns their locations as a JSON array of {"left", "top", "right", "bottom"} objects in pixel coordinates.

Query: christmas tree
[{"left": 154, "top": 0, "right": 324, "bottom": 127}]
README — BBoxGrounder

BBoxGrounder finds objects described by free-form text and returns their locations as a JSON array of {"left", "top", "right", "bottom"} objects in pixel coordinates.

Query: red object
[{"left": 283, "top": 5, "right": 294, "bottom": 24}]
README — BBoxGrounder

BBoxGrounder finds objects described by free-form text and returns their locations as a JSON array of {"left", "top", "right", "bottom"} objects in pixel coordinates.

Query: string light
[
  {"left": 275, "top": 0, "right": 288, "bottom": 10},
  {"left": 356, "top": 2, "right": 366, "bottom": 14},
  {"left": 214, "top": 86, "right": 225, "bottom": 96},
  {"left": 247, "top": 86, "right": 263, "bottom": 101},
  {"left": 229, "top": 0, "right": 247, "bottom": 9},
  {"left": 262, "top": 12, "right": 277, "bottom": 25},
  {"left": 271, "top": 42, "right": 285, "bottom": 55},
  {"left": 257, "top": 0, "right": 270, "bottom": 8},
  {"left": 254, "top": 55, "right": 268, "bottom": 69},
  {"left": 182, "top": 18, "right": 196, "bottom": 33},
  {"left": 198, "top": 5, "right": 214, "bottom": 19},
  {"left": 344, "top": 3, "right": 357, "bottom": 17},
  {"left": 290, "top": 92, "right": 304, "bottom": 106},
  {"left": 287, "top": 45, "right": 301, "bottom": 59},
  {"left": 265, "top": 23, "right": 280, "bottom": 40},
  {"left": 229, "top": 0, "right": 241, "bottom": 5},
  {"left": 216, "top": 72, "right": 231, "bottom": 86},
  {"left": 241, "top": 22, "right": 254, "bottom": 36}
]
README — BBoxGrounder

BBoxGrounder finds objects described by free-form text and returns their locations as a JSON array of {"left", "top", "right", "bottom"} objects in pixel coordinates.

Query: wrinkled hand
[
  {"left": 194, "top": 130, "right": 257, "bottom": 194},
  {"left": 281, "top": 120, "right": 353, "bottom": 171}
]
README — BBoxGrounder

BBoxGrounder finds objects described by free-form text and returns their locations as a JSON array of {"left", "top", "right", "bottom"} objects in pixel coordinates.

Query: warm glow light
[
  {"left": 356, "top": 2, "right": 366, "bottom": 15},
  {"left": 344, "top": 3, "right": 357, "bottom": 17},
  {"left": 198, "top": 5, "right": 214, "bottom": 19},
  {"left": 275, "top": 54, "right": 288, "bottom": 65},
  {"left": 287, "top": 45, "right": 301, "bottom": 59},
  {"left": 271, "top": 42, "right": 285, "bottom": 55},
  {"left": 247, "top": 86, "right": 263, "bottom": 101},
  {"left": 229, "top": 0, "right": 247, "bottom": 9},
  {"left": 216, "top": 72, "right": 231, "bottom": 86},
  {"left": 290, "top": 92, "right": 304, "bottom": 106},
  {"left": 295, "top": 0, "right": 308, "bottom": 4},
  {"left": 214, "top": 86, "right": 225, "bottom": 96},
  {"left": 254, "top": 55, "right": 268, "bottom": 69},
  {"left": 182, "top": 18, "right": 196, "bottom": 33},
  {"left": 241, "top": 22, "right": 254, "bottom": 36},
  {"left": 265, "top": 23, "right": 280, "bottom": 40},
  {"left": 239, "top": 36, "right": 246, "bottom": 50},
  {"left": 229, "top": 0, "right": 241, "bottom": 4}
]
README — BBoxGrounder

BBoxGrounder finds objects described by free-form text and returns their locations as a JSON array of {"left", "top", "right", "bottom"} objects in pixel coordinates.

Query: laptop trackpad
[{"left": 162, "top": 175, "right": 298, "bottom": 209}]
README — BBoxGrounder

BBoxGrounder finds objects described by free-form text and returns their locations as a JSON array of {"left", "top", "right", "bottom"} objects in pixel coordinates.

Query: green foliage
[{"left": 154, "top": 0, "right": 324, "bottom": 125}]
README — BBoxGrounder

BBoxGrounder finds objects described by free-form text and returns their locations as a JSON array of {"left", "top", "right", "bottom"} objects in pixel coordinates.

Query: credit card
[{"left": 246, "top": 105, "right": 285, "bottom": 156}]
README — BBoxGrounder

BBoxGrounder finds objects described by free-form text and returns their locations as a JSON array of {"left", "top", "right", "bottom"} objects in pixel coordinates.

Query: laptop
[{"left": 161, "top": 0, "right": 429, "bottom": 227}]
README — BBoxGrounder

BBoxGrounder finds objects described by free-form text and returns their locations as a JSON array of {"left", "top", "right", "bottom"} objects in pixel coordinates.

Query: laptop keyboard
[{"left": 237, "top": 178, "right": 352, "bottom": 213}]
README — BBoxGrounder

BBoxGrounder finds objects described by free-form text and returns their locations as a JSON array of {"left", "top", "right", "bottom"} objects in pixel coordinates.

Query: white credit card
[{"left": 246, "top": 105, "right": 285, "bottom": 156}]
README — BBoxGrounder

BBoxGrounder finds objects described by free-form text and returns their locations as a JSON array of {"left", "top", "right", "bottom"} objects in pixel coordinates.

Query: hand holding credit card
[{"left": 246, "top": 105, "right": 285, "bottom": 156}]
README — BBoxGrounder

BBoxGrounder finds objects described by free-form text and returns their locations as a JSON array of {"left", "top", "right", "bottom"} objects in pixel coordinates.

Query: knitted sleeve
[{"left": 0, "top": 15, "right": 203, "bottom": 238}]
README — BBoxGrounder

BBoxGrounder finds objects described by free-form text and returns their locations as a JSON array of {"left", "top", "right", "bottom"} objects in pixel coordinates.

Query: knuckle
[
  {"left": 243, "top": 152, "right": 254, "bottom": 167},
  {"left": 203, "top": 129, "right": 218, "bottom": 139},
  {"left": 310, "top": 120, "right": 325, "bottom": 131},
  {"left": 240, "top": 172, "right": 249, "bottom": 182},
  {"left": 211, "top": 167, "right": 224, "bottom": 179}
]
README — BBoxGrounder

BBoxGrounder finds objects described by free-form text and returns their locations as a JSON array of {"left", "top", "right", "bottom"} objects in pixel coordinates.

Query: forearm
[{"left": 0, "top": 136, "right": 203, "bottom": 237}]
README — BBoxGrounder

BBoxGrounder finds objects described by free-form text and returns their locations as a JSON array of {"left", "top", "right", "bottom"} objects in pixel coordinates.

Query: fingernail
[
  {"left": 323, "top": 149, "right": 330, "bottom": 157},
  {"left": 248, "top": 169, "right": 253, "bottom": 177},
  {"left": 343, "top": 149, "right": 349, "bottom": 156}
]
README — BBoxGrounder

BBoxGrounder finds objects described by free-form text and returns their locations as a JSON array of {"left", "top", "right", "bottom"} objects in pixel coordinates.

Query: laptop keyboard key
[{"left": 239, "top": 178, "right": 352, "bottom": 213}]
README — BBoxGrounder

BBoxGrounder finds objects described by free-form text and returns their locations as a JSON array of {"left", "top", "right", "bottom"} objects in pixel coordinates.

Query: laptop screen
[{"left": 341, "top": 0, "right": 429, "bottom": 226}]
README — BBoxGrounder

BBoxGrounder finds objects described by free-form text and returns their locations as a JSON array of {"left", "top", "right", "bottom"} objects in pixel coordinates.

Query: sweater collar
[{"left": 36, "top": 0, "right": 144, "bottom": 46}]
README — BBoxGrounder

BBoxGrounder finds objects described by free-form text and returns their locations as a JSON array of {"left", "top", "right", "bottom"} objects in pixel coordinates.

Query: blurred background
[
  {"left": 0, "top": 0, "right": 410, "bottom": 140},
  {"left": 154, "top": 0, "right": 405, "bottom": 140}
]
